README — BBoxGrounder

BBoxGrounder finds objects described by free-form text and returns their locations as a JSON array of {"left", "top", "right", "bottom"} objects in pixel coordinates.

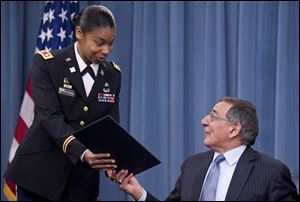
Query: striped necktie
[{"left": 200, "top": 154, "right": 225, "bottom": 201}]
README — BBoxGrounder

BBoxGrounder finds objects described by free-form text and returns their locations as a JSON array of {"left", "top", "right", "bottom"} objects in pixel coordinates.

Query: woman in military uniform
[{"left": 5, "top": 5, "right": 121, "bottom": 201}]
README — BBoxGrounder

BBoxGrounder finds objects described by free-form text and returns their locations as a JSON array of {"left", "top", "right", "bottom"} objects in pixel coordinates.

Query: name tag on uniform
[
  {"left": 59, "top": 87, "right": 75, "bottom": 97},
  {"left": 98, "top": 93, "right": 115, "bottom": 103}
]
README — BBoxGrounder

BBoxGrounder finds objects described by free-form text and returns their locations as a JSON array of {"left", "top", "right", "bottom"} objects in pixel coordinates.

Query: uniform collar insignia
[{"left": 69, "top": 66, "right": 76, "bottom": 73}]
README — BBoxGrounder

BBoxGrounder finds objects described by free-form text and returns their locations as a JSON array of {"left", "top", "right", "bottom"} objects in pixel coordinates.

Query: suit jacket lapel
[
  {"left": 62, "top": 44, "right": 87, "bottom": 101},
  {"left": 225, "top": 146, "right": 255, "bottom": 201}
]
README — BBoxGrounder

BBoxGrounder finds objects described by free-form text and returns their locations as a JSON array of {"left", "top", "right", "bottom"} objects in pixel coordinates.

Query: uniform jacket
[
  {"left": 146, "top": 146, "right": 299, "bottom": 201},
  {"left": 4, "top": 44, "right": 121, "bottom": 201}
]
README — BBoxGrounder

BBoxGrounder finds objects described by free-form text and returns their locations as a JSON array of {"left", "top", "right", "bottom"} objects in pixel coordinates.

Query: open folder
[{"left": 74, "top": 115, "right": 161, "bottom": 175}]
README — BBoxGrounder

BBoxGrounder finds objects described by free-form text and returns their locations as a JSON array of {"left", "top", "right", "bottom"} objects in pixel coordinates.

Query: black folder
[{"left": 74, "top": 115, "right": 161, "bottom": 175}]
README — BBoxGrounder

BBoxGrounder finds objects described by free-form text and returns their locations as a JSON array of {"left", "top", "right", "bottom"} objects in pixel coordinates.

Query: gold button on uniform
[
  {"left": 83, "top": 106, "right": 88, "bottom": 112},
  {"left": 80, "top": 121, "right": 85, "bottom": 126}
]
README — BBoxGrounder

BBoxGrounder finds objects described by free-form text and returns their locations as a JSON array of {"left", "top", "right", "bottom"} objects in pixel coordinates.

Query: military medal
[{"left": 98, "top": 93, "right": 115, "bottom": 103}]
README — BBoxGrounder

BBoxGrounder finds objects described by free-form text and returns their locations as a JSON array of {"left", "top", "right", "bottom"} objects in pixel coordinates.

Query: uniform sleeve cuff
[{"left": 80, "top": 149, "right": 89, "bottom": 162}]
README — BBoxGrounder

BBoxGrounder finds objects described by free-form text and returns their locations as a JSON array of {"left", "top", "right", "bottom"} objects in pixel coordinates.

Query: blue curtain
[{"left": 1, "top": 1, "right": 299, "bottom": 201}]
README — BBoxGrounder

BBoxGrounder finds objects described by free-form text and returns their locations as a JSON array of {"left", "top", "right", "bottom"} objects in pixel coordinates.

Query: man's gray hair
[{"left": 220, "top": 97, "right": 259, "bottom": 145}]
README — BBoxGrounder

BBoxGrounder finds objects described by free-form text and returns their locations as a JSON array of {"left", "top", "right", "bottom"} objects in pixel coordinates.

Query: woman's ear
[{"left": 75, "top": 26, "right": 83, "bottom": 40}]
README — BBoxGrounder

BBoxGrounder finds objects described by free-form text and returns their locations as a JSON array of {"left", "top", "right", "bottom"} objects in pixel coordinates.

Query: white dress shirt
[
  {"left": 74, "top": 41, "right": 98, "bottom": 97},
  {"left": 74, "top": 41, "right": 99, "bottom": 161}
]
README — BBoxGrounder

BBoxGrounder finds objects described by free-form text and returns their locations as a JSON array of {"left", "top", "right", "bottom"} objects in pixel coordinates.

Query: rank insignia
[
  {"left": 98, "top": 93, "right": 115, "bottom": 103},
  {"left": 37, "top": 50, "right": 54, "bottom": 60}
]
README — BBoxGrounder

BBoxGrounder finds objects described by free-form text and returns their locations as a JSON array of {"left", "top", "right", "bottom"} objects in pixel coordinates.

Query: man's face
[
  {"left": 201, "top": 101, "right": 233, "bottom": 152},
  {"left": 76, "top": 26, "right": 116, "bottom": 65}
]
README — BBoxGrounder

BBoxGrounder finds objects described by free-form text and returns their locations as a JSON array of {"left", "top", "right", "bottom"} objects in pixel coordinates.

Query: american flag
[{"left": 3, "top": 1, "right": 79, "bottom": 200}]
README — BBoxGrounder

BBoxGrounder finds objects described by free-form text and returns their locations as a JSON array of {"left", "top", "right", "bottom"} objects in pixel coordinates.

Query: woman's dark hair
[{"left": 72, "top": 5, "right": 116, "bottom": 33}]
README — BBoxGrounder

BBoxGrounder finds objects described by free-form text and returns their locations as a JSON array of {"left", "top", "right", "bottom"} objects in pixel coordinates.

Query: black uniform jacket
[
  {"left": 4, "top": 44, "right": 121, "bottom": 201},
  {"left": 146, "top": 146, "right": 299, "bottom": 201}
]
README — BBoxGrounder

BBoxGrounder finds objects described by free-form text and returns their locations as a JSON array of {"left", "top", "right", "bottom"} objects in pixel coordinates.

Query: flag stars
[
  {"left": 48, "top": 8, "right": 55, "bottom": 23},
  {"left": 36, "top": 3, "right": 77, "bottom": 47},
  {"left": 42, "top": 12, "right": 48, "bottom": 24},
  {"left": 57, "top": 27, "right": 66, "bottom": 42},
  {"left": 46, "top": 27, "right": 53, "bottom": 41},
  {"left": 59, "top": 8, "right": 68, "bottom": 23},
  {"left": 38, "top": 29, "right": 47, "bottom": 43}
]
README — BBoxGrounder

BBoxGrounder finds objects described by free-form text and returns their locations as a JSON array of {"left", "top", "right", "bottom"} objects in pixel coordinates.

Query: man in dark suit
[
  {"left": 4, "top": 5, "right": 121, "bottom": 201},
  {"left": 111, "top": 97, "right": 299, "bottom": 201}
]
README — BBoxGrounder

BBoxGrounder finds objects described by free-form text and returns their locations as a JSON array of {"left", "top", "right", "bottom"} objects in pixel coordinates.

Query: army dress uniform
[{"left": 4, "top": 44, "right": 121, "bottom": 201}]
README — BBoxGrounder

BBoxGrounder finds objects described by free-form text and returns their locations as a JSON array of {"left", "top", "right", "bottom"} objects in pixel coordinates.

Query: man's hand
[
  {"left": 83, "top": 149, "right": 117, "bottom": 171},
  {"left": 108, "top": 169, "right": 143, "bottom": 201}
]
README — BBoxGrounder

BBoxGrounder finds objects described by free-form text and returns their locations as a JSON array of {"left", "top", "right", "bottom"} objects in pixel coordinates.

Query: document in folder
[{"left": 74, "top": 115, "right": 161, "bottom": 175}]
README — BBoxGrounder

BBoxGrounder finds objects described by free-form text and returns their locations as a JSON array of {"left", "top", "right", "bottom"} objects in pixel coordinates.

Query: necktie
[
  {"left": 200, "top": 154, "right": 225, "bottom": 201},
  {"left": 81, "top": 65, "right": 96, "bottom": 97},
  {"left": 81, "top": 65, "right": 96, "bottom": 80}
]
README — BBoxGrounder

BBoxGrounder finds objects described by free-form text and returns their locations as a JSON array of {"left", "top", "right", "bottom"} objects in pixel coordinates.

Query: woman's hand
[{"left": 83, "top": 149, "right": 117, "bottom": 171}]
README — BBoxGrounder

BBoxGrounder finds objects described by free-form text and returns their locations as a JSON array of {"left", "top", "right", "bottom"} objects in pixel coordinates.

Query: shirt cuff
[
  {"left": 80, "top": 149, "right": 89, "bottom": 162},
  {"left": 137, "top": 187, "right": 147, "bottom": 201}
]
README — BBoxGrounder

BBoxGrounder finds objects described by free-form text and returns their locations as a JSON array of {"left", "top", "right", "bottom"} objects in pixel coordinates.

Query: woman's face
[{"left": 76, "top": 26, "right": 116, "bottom": 65}]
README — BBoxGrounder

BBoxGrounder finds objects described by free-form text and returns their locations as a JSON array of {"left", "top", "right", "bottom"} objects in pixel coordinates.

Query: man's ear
[{"left": 229, "top": 123, "right": 241, "bottom": 138}]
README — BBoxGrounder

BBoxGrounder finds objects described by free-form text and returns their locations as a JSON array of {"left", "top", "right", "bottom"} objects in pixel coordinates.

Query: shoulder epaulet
[
  {"left": 111, "top": 61, "right": 121, "bottom": 72},
  {"left": 37, "top": 50, "right": 54, "bottom": 60}
]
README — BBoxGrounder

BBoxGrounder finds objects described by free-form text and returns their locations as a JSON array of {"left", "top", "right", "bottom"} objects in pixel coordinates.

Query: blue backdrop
[{"left": 1, "top": 1, "right": 299, "bottom": 201}]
